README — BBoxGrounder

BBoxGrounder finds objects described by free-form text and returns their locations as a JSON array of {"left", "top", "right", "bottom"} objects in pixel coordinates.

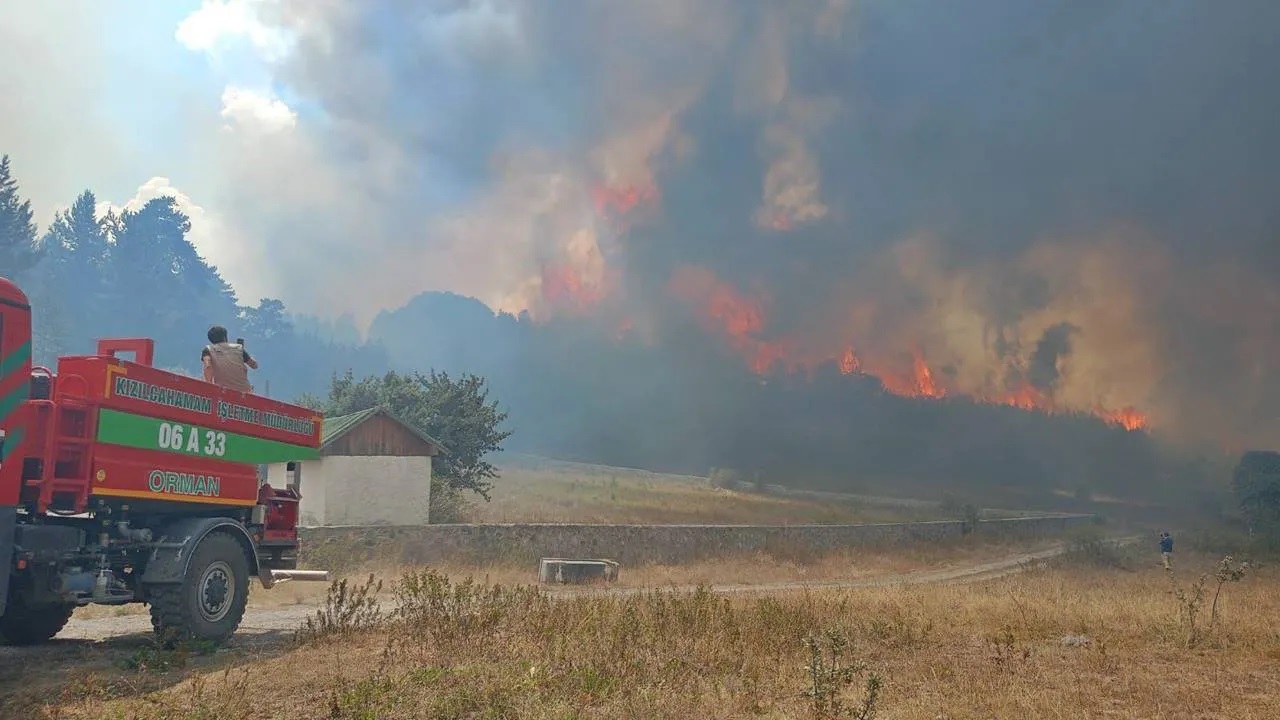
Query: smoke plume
[{"left": 183, "top": 0, "right": 1280, "bottom": 449}]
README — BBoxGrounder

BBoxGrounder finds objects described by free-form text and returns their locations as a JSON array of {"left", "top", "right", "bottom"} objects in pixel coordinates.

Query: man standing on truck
[{"left": 202, "top": 325, "right": 257, "bottom": 392}]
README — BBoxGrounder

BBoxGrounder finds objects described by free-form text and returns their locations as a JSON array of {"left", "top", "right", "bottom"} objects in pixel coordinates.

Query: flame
[
  {"left": 548, "top": 190, "right": 1155, "bottom": 433},
  {"left": 1098, "top": 405, "right": 1148, "bottom": 431},
  {"left": 668, "top": 265, "right": 801, "bottom": 373},
  {"left": 665, "top": 265, "right": 1149, "bottom": 430},
  {"left": 668, "top": 265, "right": 766, "bottom": 338},
  {"left": 867, "top": 349, "right": 945, "bottom": 399},
  {"left": 989, "top": 380, "right": 1050, "bottom": 412},
  {"left": 838, "top": 346, "right": 859, "bottom": 374},
  {"left": 541, "top": 263, "right": 614, "bottom": 313},
  {"left": 532, "top": 181, "right": 660, "bottom": 320},
  {"left": 592, "top": 184, "right": 658, "bottom": 217}
]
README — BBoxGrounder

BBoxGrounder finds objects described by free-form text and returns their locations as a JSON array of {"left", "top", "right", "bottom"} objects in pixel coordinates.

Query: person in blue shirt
[{"left": 1159, "top": 531, "right": 1173, "bottom": 569}]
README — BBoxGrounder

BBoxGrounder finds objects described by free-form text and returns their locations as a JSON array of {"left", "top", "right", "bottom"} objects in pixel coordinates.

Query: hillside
[{"left": 471, "top": 453, "right": 982, "bottom": 525}]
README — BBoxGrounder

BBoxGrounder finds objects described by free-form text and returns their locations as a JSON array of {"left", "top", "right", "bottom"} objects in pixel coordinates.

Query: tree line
[{"left": 0, "top": 155, "right": 388, "bottom": 398}]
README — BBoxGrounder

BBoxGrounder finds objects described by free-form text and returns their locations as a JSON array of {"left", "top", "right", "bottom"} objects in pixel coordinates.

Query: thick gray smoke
[
  {"left": 1028, "top": 322, "right": 1079, "bottom": 394},
  {"left": 201, "top": 0, "right": 1280, "bottom": 449}
]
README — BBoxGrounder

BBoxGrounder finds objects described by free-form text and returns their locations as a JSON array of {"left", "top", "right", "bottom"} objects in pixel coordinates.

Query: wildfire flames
[
  {"left": 592, "top": 184, "right": 658, "bottom": 223},
  {"left": 544, "top": 183, "right": 1151, "bottom": 432},
  {"left": 541, "top": 263, "right": 613, "bottom": 314},
  {"left": 665, "top": 263, "right": 1149, "bottom": 431}
]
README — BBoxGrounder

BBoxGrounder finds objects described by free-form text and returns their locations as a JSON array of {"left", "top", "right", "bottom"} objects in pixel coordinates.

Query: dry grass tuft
[{"left": 45, "top": 549, "right": 1280, "bottom": 720}]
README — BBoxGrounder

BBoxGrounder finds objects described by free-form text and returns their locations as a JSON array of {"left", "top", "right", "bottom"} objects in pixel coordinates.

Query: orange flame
[
  {"left": 1097, "top": 405, "right": 1148, "bottom": 431},
  {"left": 989, "top": 380, "right": 1050, "bottom": 412},
  {"left": 668, "top": 266, "right": 766, "bottom": 339},
  {"left": 592, "top": 184, "right": 658, "bottom": 217},
  {"left": 867, "top": 349, "right": 946, "bottom": 399},
  {"left": 668, "top": 265, "right": 799, "bottom": 373},
  {"left": 541, "top": 264, "right": 615, "bottom": 314},
  {"left": 665, "top": 265, "right": 1150, "bottom": 430},
  {"left": 838, "top": 346, "right": 859, "bottom": 374},
  {"left": 912, "top": 350, "right": 944, "bottom": 398}
]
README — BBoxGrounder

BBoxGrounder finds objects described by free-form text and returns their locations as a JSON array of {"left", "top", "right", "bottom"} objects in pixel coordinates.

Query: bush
[
  {"left": 429, "top": 474, "right": 472, "bottom": 523},
  {"left": 709, "top": 467, "right": 742, "bottom": 489},
  {"left": 296, "top": 574, "right": 384, "bottom": 643},
  {"left": 1059, "top": 529, "right": 1132, "bottom": 569},
  {"left": 1182, "top": 524, "right": 1280, "bottom": 559}
]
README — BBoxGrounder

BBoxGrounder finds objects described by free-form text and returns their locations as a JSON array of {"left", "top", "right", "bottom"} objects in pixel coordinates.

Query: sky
[{"left": 1, "top": 1, "right": 298, "bottom": 309}]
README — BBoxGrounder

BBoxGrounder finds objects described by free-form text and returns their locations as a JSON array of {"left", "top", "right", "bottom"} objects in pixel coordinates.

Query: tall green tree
[
  {"left": 109, "top": 196, "right": 239, "bottom": 367},
  {"left": 319, "top": 369, "right": 512, "bottom": 500},
  {"left": 241, "top": 298, "right": 292, "bottom": 339},
  {"left": 410, "top": 370, "right": 512, "bottom": 500},
  {"left": 30, "top": 190, "right": 111, "bottom": 357},
  {"left": 0, "top": 154, "right": 41, "bottom": 278}
]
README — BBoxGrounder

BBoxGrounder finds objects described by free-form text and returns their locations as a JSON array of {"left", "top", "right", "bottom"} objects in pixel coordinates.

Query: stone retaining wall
[{"left": 299, "top": 514, "right": 1096, "bottom": 568}]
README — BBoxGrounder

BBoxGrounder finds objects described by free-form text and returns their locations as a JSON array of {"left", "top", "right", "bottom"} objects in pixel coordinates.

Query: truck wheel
[
  {"left": 0, "top": 599, "right": 75, "bottom": 646},
  {"left": 148, "top": 532, "right": 250, "bottom": 647}
]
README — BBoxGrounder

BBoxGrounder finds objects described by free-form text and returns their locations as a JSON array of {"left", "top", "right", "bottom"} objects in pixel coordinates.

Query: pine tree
[
  {"left": 28, "top": 190, "right": 111, "bottom": 358},
  {"left": 0, "top": 154, "right": 42, "bottom": 277},
  {"left": 110, "top": 196, "right": 239, "bottom": 367}
]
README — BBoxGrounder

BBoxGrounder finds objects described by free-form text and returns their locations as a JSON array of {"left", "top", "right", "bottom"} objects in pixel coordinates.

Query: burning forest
[
  {"left": 282, "top": 0, "right": 1276, "bottom": 460},
  {"left": 256, "top": 0, "right": 1280, "bottom": 503}
]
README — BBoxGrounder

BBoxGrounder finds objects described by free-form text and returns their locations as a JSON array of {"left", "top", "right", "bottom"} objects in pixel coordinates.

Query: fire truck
[{"left": 0, "top": 275, "right": 328, "bottom": 646}]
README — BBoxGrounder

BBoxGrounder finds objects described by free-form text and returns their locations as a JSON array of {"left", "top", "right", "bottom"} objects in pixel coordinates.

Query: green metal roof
[{"left": 320, "top": 406, "right": 448, "bottom": 455}]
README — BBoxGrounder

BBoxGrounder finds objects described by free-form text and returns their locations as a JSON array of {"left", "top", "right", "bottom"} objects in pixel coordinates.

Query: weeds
[
  {"left": 118, "top": 636, "right": 219, "bottom": 672},
  {"left": 296, "top": 574, "right": 384, "bottom": 643},
  {"left": 391, "top": 568, "right": 542, "bottom": 648},
  {"left": 860, "top": 606, "right": 934, "bottom": 649},
  {"left": 802, "top": 628, "right": 881, "bottom": 719},
  {"left": 1167, "top": 555, "right": 1251, "bottom": 647},
  {"left": 1168, "top": 568, "right": 1208, "bottom": 648},
  {"left": 987, "top": 625, "right": 1032, "bottom": 669},
  {"left": 1209, "top": 555, "right": 1251, "bottom": 628}
]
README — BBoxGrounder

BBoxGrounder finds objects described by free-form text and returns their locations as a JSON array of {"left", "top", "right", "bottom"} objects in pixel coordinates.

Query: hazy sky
[{"left": 3, "top": 1, "right": 302, "bottom": 310}]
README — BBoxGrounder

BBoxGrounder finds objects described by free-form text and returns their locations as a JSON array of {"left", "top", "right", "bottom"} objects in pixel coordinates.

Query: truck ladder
[{"left": 27, "top": 396, "right": 96, "bottom": 514}]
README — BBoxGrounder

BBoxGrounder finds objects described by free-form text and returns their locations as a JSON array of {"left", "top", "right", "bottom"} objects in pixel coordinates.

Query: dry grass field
[
  {"left": 469, "top": 454, "right": 960, "bottom": 525},
  {"left": 30, "top": 541, "right": 1280, "bottom": 720},
  {"left": 72, "top": 532, "right": 1058, "bottom": 620}
]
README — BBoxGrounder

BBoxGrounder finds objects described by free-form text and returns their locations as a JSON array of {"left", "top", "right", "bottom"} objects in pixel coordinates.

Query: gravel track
[{"left": 40, "top": 537, "right": 1133, "bottom": 647}]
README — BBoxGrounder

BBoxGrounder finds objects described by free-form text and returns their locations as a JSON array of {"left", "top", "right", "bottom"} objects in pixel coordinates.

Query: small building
[{"left": 267, "top": 406, "right": 445, "bottom": 527}]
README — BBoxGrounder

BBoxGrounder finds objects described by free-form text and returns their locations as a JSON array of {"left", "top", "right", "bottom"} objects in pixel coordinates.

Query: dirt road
[{"left": 48, "top": 538, "right": 1120, "bottom": 644}]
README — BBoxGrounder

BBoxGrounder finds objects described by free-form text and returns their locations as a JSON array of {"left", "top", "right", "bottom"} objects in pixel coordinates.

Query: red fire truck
[{"left": 0, "top": 275, "right": 328, "bottom": 646}]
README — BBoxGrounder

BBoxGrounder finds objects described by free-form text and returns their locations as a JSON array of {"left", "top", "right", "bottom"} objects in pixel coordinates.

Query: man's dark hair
[{"left": 208, "top": 325, "right": 229, "bottom": 344}]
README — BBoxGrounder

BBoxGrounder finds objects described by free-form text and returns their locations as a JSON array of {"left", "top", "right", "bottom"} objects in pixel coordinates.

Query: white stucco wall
[{"left": 268, "top": 456, "right": 432, "bottom": 526}]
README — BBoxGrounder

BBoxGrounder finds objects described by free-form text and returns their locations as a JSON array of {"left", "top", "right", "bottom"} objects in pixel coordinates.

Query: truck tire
[
  {"left": 148, "top": 531, "right": 250, "bottom": 647},
  {"left": 0, "top": 599, "right": 75, "bottom": 646}
]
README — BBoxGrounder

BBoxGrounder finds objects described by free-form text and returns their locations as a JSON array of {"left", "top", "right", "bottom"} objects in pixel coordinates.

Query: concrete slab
[{"left": 539, "top": 558, "right": 620, "bottom": 584}]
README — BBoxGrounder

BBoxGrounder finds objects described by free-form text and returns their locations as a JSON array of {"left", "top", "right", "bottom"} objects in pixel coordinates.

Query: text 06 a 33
[{"left": 157, "top": 423, "right": 226, "bottom": 457}]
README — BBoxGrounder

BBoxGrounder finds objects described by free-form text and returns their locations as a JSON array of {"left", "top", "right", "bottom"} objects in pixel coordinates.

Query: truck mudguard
[{"left": 139, "top": 517, "right": 262, "bottom": 586}]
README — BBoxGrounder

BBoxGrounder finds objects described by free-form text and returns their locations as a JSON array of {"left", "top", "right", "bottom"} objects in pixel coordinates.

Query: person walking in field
[{"left": 1159, "top": 531, "right": 1173, "bottom": 569}]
